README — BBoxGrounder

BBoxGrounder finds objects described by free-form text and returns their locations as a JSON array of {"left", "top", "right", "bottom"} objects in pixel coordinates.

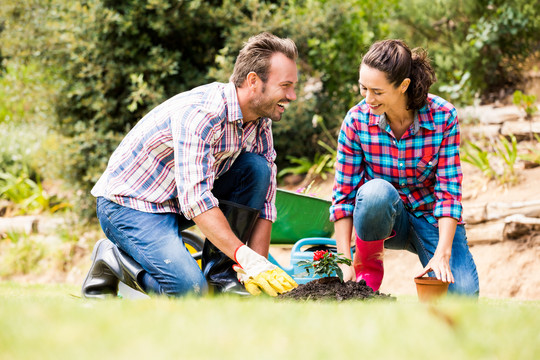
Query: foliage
[
  {"left": 0, "top": 121, "right": 69, "bottom": 215},
  {"left": 461, "top": 134, "right": 520, "bottom": 186},
  {"left": 0, "top": 233, "right": 46, "bottom": 275},
  {"left": 519, "top": 133, "right": 540, "bottom": 166},
  {"left": 297, "top": 249, "right": 352, "bottom": 282},
  {"left": 494, "top": 134, "right": 519, "bottom": 185},
  {"left": 461, "top": 141, "right": 496, "bottom": 179},
  {"left": 277, "top": 143, "right": 335, "bottom": 181},
  {"left": 513, "top": 90, "right": 538, "bottom": 119},
  {"left": 393, "top": 0, "right": 540, "bottom": 105}
]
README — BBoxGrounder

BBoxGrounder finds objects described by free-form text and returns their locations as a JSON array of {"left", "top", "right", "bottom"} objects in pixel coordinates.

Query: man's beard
[{"left": 251, "top": 83, "right": 282, "bottom": 122}]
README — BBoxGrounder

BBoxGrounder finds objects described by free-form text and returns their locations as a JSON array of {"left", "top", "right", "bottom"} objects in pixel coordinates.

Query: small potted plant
[{"left": 297, "top": 250, "right": 352, "bottom": 283}]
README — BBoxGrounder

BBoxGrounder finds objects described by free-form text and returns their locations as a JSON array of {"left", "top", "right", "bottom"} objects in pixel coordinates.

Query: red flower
[{"left": 313, "top": 250, "right": 331, "bottom": 261}]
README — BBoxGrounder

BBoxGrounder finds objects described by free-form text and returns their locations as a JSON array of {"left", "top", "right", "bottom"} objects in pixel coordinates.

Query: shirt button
[
  {"left": 399, "top": 163, "right": 403, "bottom": 167},
  {"left": 428, "top": 161, "right": 432, "bottom": 165}
]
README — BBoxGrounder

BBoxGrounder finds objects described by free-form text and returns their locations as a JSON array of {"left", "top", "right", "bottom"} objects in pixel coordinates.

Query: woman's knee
[{"left": 354, "top": 179, "right": 399, "bottom": 222}]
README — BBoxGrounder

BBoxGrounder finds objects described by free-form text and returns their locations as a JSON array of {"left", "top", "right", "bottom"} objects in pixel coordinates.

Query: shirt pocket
[{"left": 415, "top": 152, "right": 438, "bottom": 184}]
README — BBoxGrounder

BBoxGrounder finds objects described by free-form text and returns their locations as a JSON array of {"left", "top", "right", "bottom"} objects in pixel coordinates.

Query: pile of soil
[{"left": 279, "top": 277, "right": 395, "bottom": 301}]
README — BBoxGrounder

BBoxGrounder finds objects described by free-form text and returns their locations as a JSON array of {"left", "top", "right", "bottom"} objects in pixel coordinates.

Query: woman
[{"left": 330, "top": 39, "right": 479, "bottom": 296}]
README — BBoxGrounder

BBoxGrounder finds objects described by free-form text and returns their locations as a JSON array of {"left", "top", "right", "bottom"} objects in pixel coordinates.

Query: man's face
[{"left": 251, "top": 53, "right": 298, "bottom": 122}]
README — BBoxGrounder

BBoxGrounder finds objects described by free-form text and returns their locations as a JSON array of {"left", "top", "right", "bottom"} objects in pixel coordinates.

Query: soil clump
[{"left": 279, "top": 277, "right": 395, "bottom": 301}]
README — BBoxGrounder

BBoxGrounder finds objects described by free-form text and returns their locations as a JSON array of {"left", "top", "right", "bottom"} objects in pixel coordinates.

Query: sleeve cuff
[
  {"left": 329, "top": 204, "right": 355, "bottom": 222},
  {"left": 181, "top": 192, "right": 219, "bottom": 220},
  {"left": 434, "top": 200, "right": 462, "bottom": 221}
]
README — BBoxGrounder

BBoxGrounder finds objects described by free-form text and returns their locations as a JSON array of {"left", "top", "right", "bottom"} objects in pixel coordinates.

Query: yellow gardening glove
[{"left": 233, "top": 245, "right": 297, "bottom": 297}]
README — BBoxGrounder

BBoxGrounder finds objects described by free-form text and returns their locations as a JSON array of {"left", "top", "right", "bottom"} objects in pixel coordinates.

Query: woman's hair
[
  {"left": 230, "top": 32, "right": 298, "bottom": 87},
  {"left": 361, "top": 39, "right": 436, "bottom": 110}
]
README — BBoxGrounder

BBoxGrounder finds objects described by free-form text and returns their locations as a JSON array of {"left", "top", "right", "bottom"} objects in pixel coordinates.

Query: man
[{"left": 81, "top": 32, "right": 299, "bottom": 298}]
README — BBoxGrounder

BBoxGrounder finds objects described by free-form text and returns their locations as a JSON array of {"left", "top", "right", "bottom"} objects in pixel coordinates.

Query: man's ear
[{"left": 246, "top": 71, "right": 258, "bottom": 90}]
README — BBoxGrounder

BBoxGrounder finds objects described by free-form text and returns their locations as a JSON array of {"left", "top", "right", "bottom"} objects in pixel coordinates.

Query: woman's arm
[
  {"left": 415, "top": 216, "right": 456, "bottom": 283},
  {"left": 334, "top": 217, "right": 355, "bottom": 281}
]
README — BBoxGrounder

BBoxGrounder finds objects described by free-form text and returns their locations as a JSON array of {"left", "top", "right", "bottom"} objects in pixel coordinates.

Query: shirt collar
[
  {"left": 417, "top": 103, "right": 435, "bottom": 131},
  {"left": 224, "top": 82, "right": 243, "bottom": 123},
  {"left": 371, "top": 104, "right": 435, "bottom": 135},
  {"left": 225, "top": 82, "right": 272, "bottom": 129}
]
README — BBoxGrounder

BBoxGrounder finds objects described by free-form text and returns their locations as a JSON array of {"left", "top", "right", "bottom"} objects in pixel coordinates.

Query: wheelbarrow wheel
[{"left": 181, "top": 230, "right": 204, "bottom": 267}]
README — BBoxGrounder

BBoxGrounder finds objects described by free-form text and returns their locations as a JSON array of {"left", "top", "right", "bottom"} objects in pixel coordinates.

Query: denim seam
[{"left": 409, "top": 218, "right": 430, "bottom": 263}]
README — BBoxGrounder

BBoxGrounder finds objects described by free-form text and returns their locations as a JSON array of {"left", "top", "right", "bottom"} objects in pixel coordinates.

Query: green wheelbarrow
[{"left": 270, "top": 188, "right": 334, "bottom": 244}]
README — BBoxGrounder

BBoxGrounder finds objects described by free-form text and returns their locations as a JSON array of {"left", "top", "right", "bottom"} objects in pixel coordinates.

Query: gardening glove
[{"left": 233, "top": 245, "right": 297, "bottom": 296}]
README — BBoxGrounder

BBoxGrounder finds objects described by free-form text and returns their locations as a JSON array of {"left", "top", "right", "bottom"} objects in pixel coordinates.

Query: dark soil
[{"left": 278, "top": 277, "right": 395, "bottom": 302}]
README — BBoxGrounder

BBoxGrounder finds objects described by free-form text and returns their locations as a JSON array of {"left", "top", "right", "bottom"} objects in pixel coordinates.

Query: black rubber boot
[
  {"left": 81, "top": 238, "right": 146, "bottom": 299},
  {"left": 201, "top": 200, "right": 260, "bottom": 295}
]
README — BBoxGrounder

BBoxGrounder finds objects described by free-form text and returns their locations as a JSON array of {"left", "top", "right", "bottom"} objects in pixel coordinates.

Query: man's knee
[{"left": 238, "top": 152, "right": 271, "bottom": 185}]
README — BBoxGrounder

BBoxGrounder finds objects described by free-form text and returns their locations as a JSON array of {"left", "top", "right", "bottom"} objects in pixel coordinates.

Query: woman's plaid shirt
[{"left": 330, "top": 94, "right": 463, "bottom": 226}]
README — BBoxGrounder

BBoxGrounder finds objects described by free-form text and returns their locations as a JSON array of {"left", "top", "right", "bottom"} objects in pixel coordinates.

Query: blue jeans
[
  {"left": 96, "top": 152, "right": 271, "bottom": 296},
  {"left": 353, "top": 179, "right": 479, "bottom": 296}
]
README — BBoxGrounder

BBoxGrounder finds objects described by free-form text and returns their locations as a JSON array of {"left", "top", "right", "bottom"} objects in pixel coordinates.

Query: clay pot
[{"left": 414, "top": 277, "right": 449, "bottom": 302}]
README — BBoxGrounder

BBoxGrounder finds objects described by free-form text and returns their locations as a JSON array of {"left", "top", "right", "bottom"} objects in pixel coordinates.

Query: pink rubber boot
[{"left": 353, "top": 232, "right": 395, "bottom": 291}]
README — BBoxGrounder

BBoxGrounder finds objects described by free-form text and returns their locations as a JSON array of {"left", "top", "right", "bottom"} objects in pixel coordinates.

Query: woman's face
[{"left": 359, "top": 64, "right": 409, "bottom": 115}]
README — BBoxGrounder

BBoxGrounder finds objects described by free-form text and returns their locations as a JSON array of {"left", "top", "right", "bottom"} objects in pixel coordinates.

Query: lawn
[{"left": 0, "top": 282, "right": 538, "bottom": 360}]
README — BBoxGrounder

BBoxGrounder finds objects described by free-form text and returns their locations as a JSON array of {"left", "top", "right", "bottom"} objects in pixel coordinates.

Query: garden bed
[{"left": 279, "top": 277, "right": 395, "bottom": 301}]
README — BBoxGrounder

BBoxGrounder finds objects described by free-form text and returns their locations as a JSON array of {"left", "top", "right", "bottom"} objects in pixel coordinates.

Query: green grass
[{"left": 0, "top": 282, "right": 539, "bottom": 360}]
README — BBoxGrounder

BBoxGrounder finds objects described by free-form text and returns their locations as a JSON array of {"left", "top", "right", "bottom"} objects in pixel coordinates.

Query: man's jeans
[
  {"left": 96, "top": 152, "right": 271, "bottom": 296},
  {"left": 352, "top": 179, "right": 479, "bottom": 296}
]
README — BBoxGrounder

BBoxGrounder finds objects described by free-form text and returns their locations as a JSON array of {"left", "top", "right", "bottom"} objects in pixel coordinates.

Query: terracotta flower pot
[{"left": 414, "top": 277, "right": 449, "bottom": 302}]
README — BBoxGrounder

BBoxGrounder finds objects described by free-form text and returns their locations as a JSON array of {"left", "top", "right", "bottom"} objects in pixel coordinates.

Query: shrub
[{"left": 393, "top": 0, "right": 540, "bottom": 105}]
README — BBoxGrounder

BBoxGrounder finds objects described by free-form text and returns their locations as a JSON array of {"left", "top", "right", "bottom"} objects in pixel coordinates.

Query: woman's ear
[{"left": 400, "top": 78, "right": 411, "bottom": 93}]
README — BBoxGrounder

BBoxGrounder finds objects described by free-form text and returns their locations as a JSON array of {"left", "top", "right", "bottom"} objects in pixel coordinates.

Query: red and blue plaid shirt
[
  {"left": 330, "top": 94, "right": 463, "bottom": 225},
  {"left": 92, "top": 82, "right": 277, "bottom": 221}
]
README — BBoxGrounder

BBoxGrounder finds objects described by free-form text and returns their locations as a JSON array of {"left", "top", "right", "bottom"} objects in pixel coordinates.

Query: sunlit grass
[{"left": 1, "top": 282, "right": 539, "bottom": 359}]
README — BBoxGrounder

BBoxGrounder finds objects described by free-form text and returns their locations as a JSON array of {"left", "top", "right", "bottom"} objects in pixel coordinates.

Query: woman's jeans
[
  {"left": 353, "top": 179, "right": 479, "bottom": 296},
  {"left": 96, "top": 152, "right": 271, "bottom": 296}
]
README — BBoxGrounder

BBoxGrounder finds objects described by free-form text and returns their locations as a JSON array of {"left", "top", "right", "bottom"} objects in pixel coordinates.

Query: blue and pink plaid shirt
[
  {"left": 92, "top": 82, "right": 278, "bottom": 221},
  {"left": 330, "top": 94, "right": 463, "bottom": 225}
]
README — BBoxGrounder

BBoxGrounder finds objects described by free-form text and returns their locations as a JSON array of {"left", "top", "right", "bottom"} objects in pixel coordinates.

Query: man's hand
[{"left": 233, "top": 245, "right": 297, "bottom": 296}]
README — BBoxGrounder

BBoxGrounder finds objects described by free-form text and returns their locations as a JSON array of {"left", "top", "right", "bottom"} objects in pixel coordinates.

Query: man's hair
[{"left": 230, "top": 32, "right": 298, "bottom": 87}]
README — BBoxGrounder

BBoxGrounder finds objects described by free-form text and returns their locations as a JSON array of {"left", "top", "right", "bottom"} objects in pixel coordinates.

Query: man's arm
[
  {"left": 248, "top": 218, "right": 272, "bottom": 257},
  {"left": 194, "top": 207, "right": 272, "bottom": 260},
  {"left": 192, "top": 207, "right": 243, "bottom": 259}
]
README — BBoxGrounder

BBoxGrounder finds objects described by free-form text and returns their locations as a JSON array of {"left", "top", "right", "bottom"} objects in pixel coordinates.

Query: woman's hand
[
  {"left": 338, "top": 263, "right": 356, "bottom": 282},
  {"left": 415, "top": 251, "right": 454, "bottom": 283},
  {"left": 416, "top": 217, "right": 457, "bottom": 283}
]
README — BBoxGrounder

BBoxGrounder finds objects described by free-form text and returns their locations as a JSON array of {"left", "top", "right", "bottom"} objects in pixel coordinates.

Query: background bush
[
  {"left": 393, "top": 0, "right": 540, "bottom": 104},
  {"left": 1, "top": 0, "right": 539, "bottom": 219}
]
